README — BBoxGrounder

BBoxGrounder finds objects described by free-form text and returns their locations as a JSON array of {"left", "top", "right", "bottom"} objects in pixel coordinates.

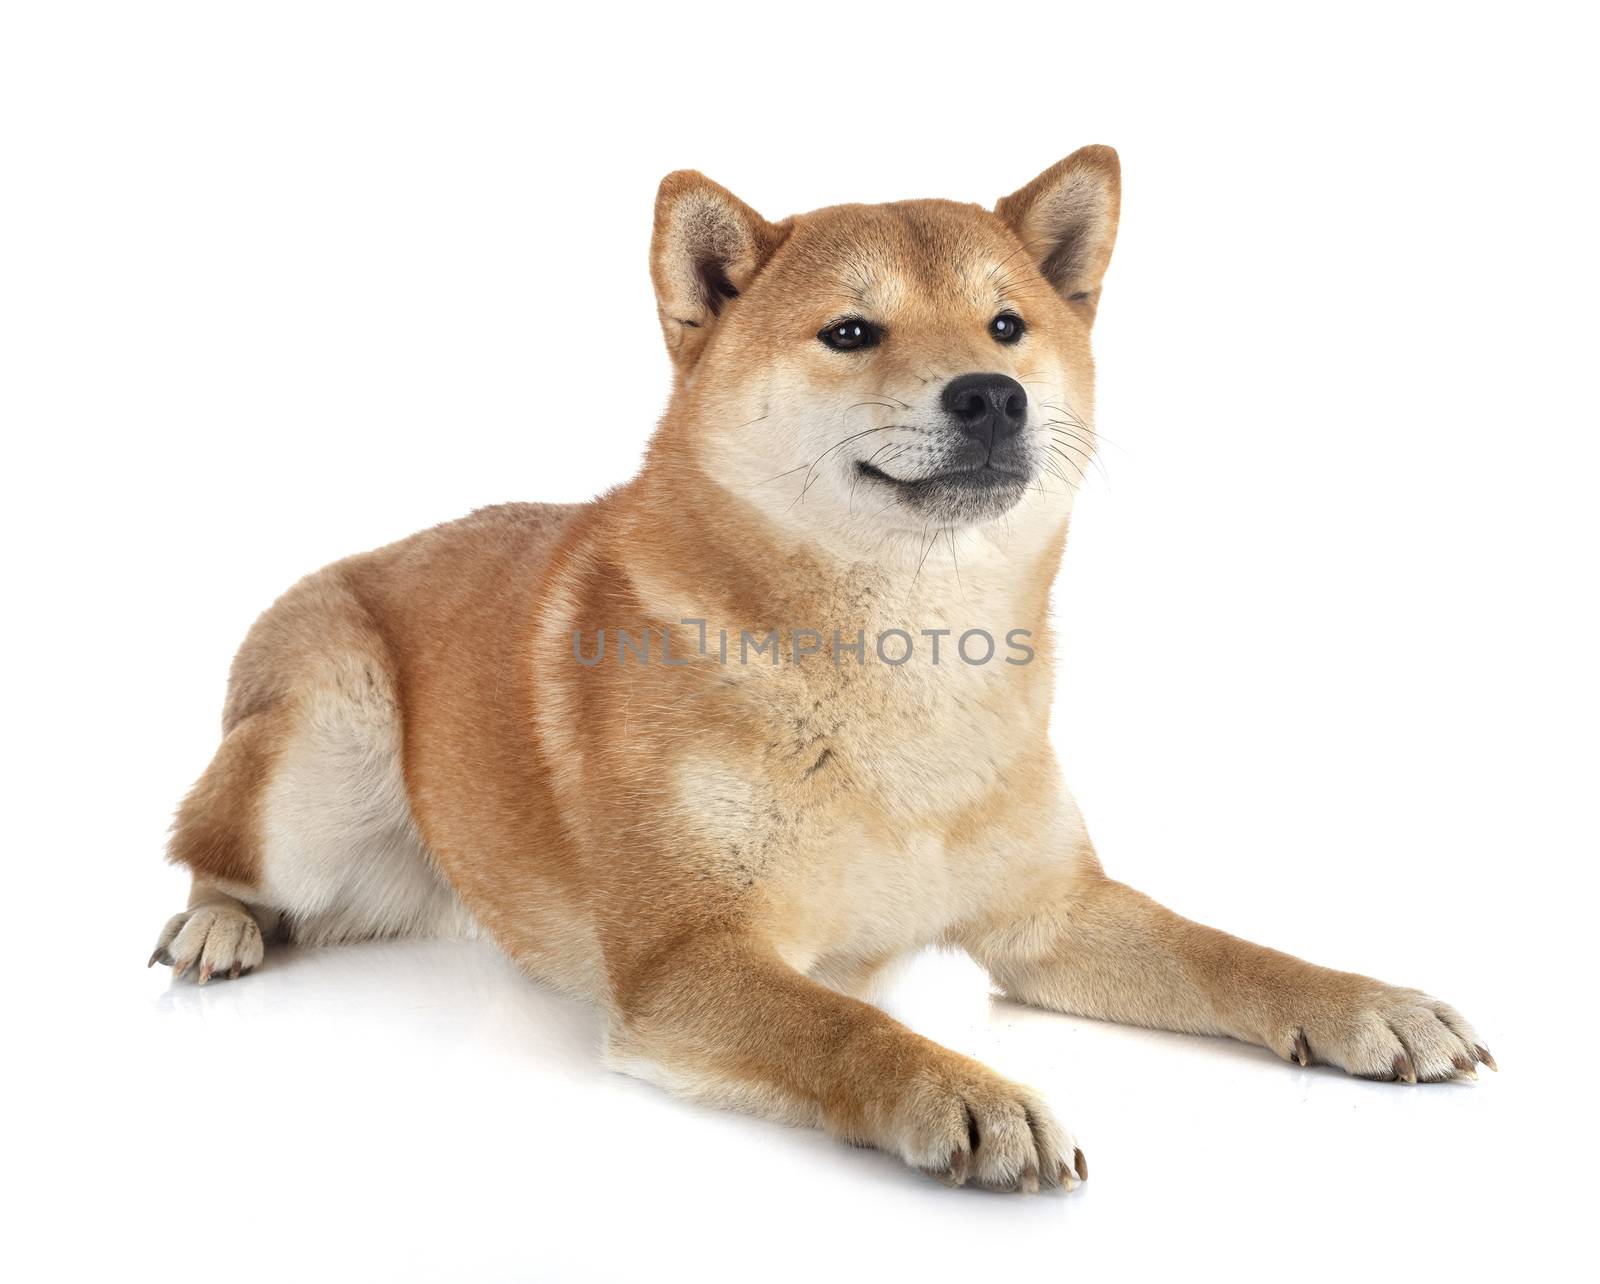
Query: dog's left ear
[
  {"left": 650, "top": 171, "right": 789, "bottom": 373},
  {"left": 996, "top": 145, "right": 1121, "bottom": 321}
]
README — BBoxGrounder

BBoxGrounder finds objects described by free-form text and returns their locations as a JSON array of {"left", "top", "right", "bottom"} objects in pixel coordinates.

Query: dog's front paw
[
  {"left": 1274, "top": 983, "right": 1495, "bottom": 1083},
  {"left": 883, "top": 1058, "right": 1086, "bottom": 1192}
]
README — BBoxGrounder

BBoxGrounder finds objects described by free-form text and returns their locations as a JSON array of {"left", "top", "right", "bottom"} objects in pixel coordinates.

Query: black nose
[{"left": 941, "top": 373, "right": 1028, "bottom": 452}]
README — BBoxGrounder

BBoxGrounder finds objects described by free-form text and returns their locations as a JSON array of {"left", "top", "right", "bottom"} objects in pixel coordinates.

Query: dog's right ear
[{"left": 650, "top": 171, "right": 788, "bottom": 373}]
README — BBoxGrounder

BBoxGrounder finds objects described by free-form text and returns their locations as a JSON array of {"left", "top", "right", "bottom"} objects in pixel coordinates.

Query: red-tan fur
[{"left": 151, "top": 147, "right": 1492, "bottom": 1191}]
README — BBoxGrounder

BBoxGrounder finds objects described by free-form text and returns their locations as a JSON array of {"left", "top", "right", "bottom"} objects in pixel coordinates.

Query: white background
[{"left": 4, "top": 3, "right": 1596, "bottom": 1280}]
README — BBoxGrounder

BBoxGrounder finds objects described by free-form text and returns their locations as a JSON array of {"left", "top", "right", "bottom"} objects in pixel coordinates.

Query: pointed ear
[
  {"left": 995, "top": 145, "right": 1121, "bottom": 320},
  {"left": 650, "top": 171, "right": 788, "bottom": 370}
]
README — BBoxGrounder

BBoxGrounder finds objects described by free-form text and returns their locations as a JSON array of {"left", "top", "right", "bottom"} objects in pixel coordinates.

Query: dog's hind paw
[{"left": 148, "top": 901, "right": 264, "bottom": 983}]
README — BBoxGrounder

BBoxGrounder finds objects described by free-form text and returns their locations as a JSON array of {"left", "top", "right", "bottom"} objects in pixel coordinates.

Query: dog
[{"left": 150, "top": 146, "right": 1492, "bottom": 1192}]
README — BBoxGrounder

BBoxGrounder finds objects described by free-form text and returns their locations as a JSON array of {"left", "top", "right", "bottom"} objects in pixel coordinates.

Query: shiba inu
[{"left": 150, "top": 146, "right": 1493, "bottom": 1192}]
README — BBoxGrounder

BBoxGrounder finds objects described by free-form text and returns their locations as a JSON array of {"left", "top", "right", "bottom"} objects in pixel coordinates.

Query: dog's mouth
[
  {"left": 855, "top": 461, "right": 1028, "bottom": 491},
  {"left": 854, "top": 457, "right": 1031, "bottom": 524}
]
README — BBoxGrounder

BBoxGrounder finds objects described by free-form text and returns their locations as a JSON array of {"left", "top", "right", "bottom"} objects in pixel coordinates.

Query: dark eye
[
  {"left": 989, "top": 312, "right": 1025, "bottom": 344},
  {"left": 819, "top": 317, "right": 881, "bottom": 352}
]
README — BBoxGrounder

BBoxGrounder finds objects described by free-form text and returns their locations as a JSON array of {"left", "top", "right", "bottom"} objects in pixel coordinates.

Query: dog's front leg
[
  {"left": 604, "top": 928, "right": 1087, "bottom": 1191},
  {"left": 965, "top": 873, "right": 1494, "bottom": 1083}
]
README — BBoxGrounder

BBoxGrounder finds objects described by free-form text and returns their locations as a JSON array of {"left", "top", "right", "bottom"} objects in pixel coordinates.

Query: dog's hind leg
[
  {"left": 149, "top": 565, "right": 473, "bottom": 982},
  {"left": 149, "top": 703, "right": 292, "bottom": 982}
]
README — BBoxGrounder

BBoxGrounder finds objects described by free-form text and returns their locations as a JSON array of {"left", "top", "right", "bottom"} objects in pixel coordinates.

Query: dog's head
[{"left": 648, "top": 148, "right": 1119, "bottom": 555}]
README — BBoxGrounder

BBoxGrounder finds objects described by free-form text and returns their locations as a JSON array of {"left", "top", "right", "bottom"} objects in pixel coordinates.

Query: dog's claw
[
  {"left": 1292, "top": 1030, "right": 1311, "bottom": 1067},
  {"left": 1451, "top": 1053, "right": 1477, "bottom": 1079},
  {"left": 1073, "top": 1147, "right": 1088, "bottom": 1182},
  {"left": 1474, "top": 1044, "right": 1498, "bottom": 1072},
  {"left": 1393, "top": 1052, "right": 1417, "bottom": 1085}
]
